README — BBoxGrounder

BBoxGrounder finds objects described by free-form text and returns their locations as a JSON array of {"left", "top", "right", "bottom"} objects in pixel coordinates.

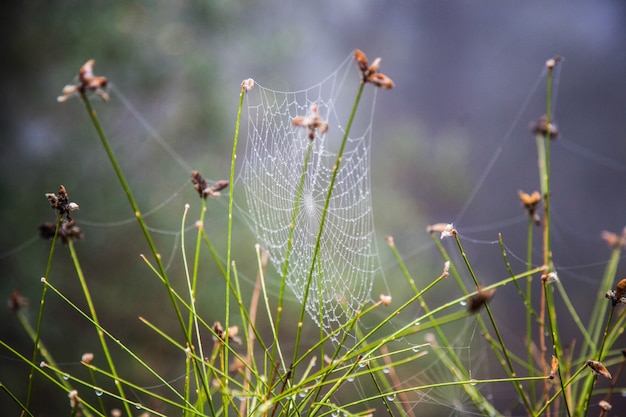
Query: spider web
[{"left": 236, "top": 55, "right": 383, "bottom": 341}]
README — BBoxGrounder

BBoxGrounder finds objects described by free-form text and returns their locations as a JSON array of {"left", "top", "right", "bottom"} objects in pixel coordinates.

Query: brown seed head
[
  {"left": 8, "top": 289, "right": 28, "bottom": 313},
  {"left": 467, "top": 287, "right": 496, "bottom": 314},
  {"left": 354, "top": 49, "right": 369, "bottom": 72},
  {"left": 367, "top": 72, "right": 394, "bottom": 89},
  {"left": 585, "top": 360, "right": 612, "bottom": 379},
  {"left": 530, "top": 115, "right": 559, "bottom": 139}
]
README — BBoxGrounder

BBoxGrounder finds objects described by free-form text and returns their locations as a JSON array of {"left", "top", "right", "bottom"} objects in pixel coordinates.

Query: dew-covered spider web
[{"left": 236, "top": 56, "right": 384, "bottom": 341}]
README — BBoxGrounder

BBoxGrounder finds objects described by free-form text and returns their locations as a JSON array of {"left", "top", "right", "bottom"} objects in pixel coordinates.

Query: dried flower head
[
  {"left": 545, "top": 55, "right": 563, "bottom": 71},
  {"left": 442, "top": 261, "right": 450, "bottom": 278},
  {"left": 241, "top": 78, "right": 255, "bottom": 92},
  {"left": 81, "top": 352, "right": 94, "bottom": 364},
  {"left": 39, "top": 220, "right": 83, "bottom": 244},
  {"left": 8, "top": 289, "right": 28, "bottom": 313},
  {"left": 379, "top": 294, "right": 392, "bottom": 306},
  {"left": 68, "top": 390, "right": 80, "bottom": 408},
  {"left": 598, "top": 400, "right": 612, "bottom": 411},
  {"left": 467, "top": 286, "right": 496, "bottom": 314},
  {"left": 292, "top": 102, "right": 329, "bottom": 141},
  {"left": 191, "top": 171, "right": 229, "bottom": 199},
  {"left": 518, "top": 190, "right": 541, "bottom": 226},
  {"left": 601, "top": 228, "right": 626, "bottom": 250},
  {"left": 58, "top": 59, "right": 109, "bottom": 102},
  {"left": 530, "top": 115, "right": 559, "bottom": 139},
  {"left": 585, "top": 360, "right": 612, "bottom": 380},
  {"left": 549, "top": 355, "right": 559, "bottom": 379},
  {"left": 354, "top": 49, "right": 394, "bottom": 89},
  {"left": 46, "top": 185, "right": 79, "bottom": 221},
  {"left": 606, "top": 277, "right": 626, "bottom": 306},
  {"left": 211, "top": 321, "right": 241, "bottom": 344}
]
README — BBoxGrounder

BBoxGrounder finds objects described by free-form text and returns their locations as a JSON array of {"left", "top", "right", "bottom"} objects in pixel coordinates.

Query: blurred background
[{"left": 2, "top": 1, "right": 626, "bottom": 415}]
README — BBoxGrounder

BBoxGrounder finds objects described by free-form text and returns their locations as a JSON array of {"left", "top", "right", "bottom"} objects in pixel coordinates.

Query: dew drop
[
  {"left": 358, "top": 361, "right": 367, "bottom": 368},
  {"left": 94, "top": 389, "right": 103, "bottom": 397},
  {"left": 386, "top": 394, "right": 396, "bottom": 401},
  {"left": 135, "top": 403, "right": 142, "bottom": 410},
  {"left": 414, "top": 321, "right": 421, "bottom": 327},
  {"left": 469, "top": 379, "right": 478, "bottom": 386},
  {"left": 331, "top": 412, "right": 339, "bottom": 417},
  {"left": 298, "top": 389, "right": 308, "bottom": 398},
  {"left": 62, "top": 373, "right": 70, "bottom": 380},
  {"left": 347, "top": 377, "right": 354, "bottom": 383},
  {"left": 383, "top": 367, "right": 391, "bottom": 374},
  {"left": 459, "top": 301, "right": 467, "bottom": 306},
  {"left": 412, "top": 346, "right": 420, "bottom": 353}
]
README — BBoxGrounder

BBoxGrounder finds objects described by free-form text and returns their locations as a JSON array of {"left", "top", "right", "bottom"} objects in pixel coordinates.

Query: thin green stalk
[
  {"left": 525, "top": 218, "right": 537, "bottom": 402},
  {"left": 67, "top": 240, "right": 132, "bottom": 417},
  {"left": 22, "top": 215, "right": 62, "bottom": 415},
  {"left": 294, "top": 80, "right": 366, "bottom": 367},
  {"left": 1, "top": 382, "right": 35, "bottom": 417},
  {"left": 453, "top": 232, "right": 533, "bottom": 413},
  {"left": 222, "top": 83, "right": 247, "bottom": 417},
  {"left": 79, "top": 93, "right": 214, "bottom": 411}
]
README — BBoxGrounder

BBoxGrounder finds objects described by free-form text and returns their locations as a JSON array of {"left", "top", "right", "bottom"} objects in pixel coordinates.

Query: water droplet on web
[
  {"left": 460, "top": 301, "right": 467, "bottom": 306},
  {"left": 298, "top": 389, "right": 308, "bottom": 398},
  {"left": 383, "top": 367, "right": 391, "bottom": 374},
  {"left": 94, "top": 389, "right": 103, "bottom": 397},
  {"left": 414, "top": 321, "right": 421, "bottom": 327},
  {"left": 358, "top": 361, "right": 367, "bottom": 368},
  {"left": 135, "top": 403, "right": 142, "bottom": 410},
  {"left": 469, "top": 379, "right": 478, "bottom": 386},
  {"left": 386, "top": 394, "right": 396, "bottom": 401},
  {"left": 331, "top": 411, "right": 339, "bottom": 417},
  {"left": 412, "top": 345, "right": 420, "bottom": 353},
  {"left": 347, "top": 376, "right": 354, "bottom": 382},
  {"left": 62, "top": 373, "right": 70, "bottom": 380}
]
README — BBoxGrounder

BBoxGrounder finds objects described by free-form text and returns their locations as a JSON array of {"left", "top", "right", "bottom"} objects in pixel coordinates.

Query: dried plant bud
[
  {"left": 367, "top": 72, "right": 394, "bottom": 89},
  {"left": 81, "top": 352, "right": 94, "bottom": 364},
  {"left": 518, "top": 190, "right": 541, "bottom": 225},
  {"left": 191, "top": 171, "right": 209, "bottom": 198},
  {"left": 46, "top": 185, "right": 79, "bottom": 221},
  {"left": 8, "top": 289, "right": 28, "bottom": 313},
  {"left": 601, "top": 228, "right": 626, "bottom": 250},
  {"left": 368, "top": 57, "right": 381, "bottom": 74},
  {"left": 442, "top": 261, "right": 450, "bottom": 278},
  {"left": 598, "top": 400, "right": 612, "bottom": 411},
  {"left": 241, "top": 78, "right": 255, "bottom": 92},
  {"left": 530, "top": 115, "right": 559, "bottom": 139},
  {"left": 379, "top": 294, "right": 392, "bottom": 306},
  {"left": 68, "top": 390, "right": 80, "bottom": 408},
  {"left": 385, "top": 236, "right": 395, "bottom": 248},
  {"left": 585, "top": 360, "right": 612, "bottom": 379},
  {"left": 229, "top": 355, "right": 247, "bottom": 374},
  {"left": 354, "top": 49, "right": 369, "bottom": 72},
  {"left": 292, "top": 102, "right": 328, "bottom": 141},
  {"left": 467, "top": 286, "right": 496, "bottom": 314},
  {"left": 226, "top": 325, "right": 242, "bottom": 345},
  {"left": 607, "top": 277, "right": 626, "bottom": 306},
  {"left": 212, "top": 321, "right": 224, "bottom": 342},
  {"left": 545, "top": 55, "right": 563, "bottom": 71},
  {"left": 111, "top": 409, "right": 122, "bottom": 417},
  {"left": 58, "top": 59, "right": 109, "bottom": 102},
  {"left": 38, "top": 220, "right": 83, "bottom": 244},
  {"left": 549, "top": 355, "right": 559, "bottom": 379}
]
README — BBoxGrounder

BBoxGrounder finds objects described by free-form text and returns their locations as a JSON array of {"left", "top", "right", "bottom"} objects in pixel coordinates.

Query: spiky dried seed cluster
[
  {"left": 241, "top": 78, "right": 255, "bottom": 92},
  {"left": 40, "top": 185, "right": 83, "bottom": 244},
  {"left": 292, "top": 103, "right": 329, "bottom": 141},
  {"left": 518, "top": 190, "right": 541, "bottom": 226},
  {"left": 354, "top": 49, "right": 394, "bottom": 89},
  {"left": 46, "top": 185, "right": 79, "bottom": 221},
  {"left": 191, "top": 171, "right": 229, "bottom": 199},
  {"left": 58, "top": 59, "right": 109, "bottom": 102},
  {"left": 530, "top": 115, "right": 559, "bottom": 139}
]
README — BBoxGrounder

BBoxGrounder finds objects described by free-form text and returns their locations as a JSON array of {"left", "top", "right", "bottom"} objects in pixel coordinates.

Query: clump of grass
[{"left": 1, "top": 52, "right": 625, "bottom": 417}]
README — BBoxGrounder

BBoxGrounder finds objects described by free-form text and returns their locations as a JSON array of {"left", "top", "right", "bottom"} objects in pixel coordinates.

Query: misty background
[{"left": 1, "top": 1, "right": 626, "bottom": 414}]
